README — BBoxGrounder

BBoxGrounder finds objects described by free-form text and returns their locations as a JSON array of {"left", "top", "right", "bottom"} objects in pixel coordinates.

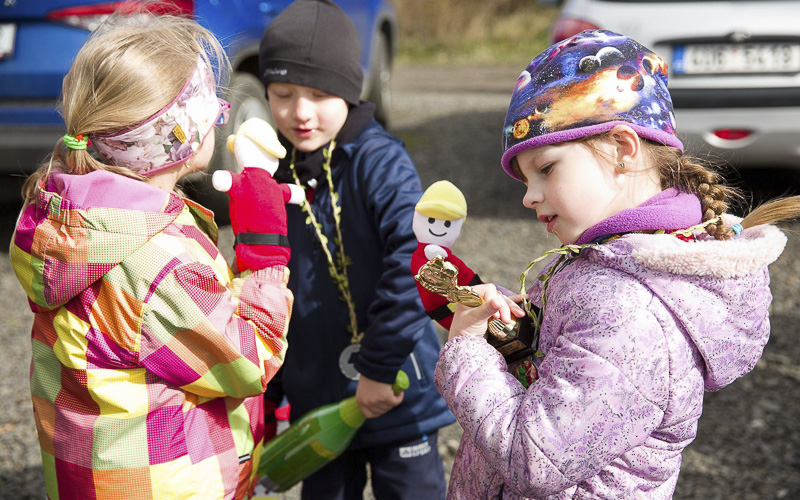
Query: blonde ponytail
[{"left": 22, "top": 136, "right": 144, "bottom": 207}]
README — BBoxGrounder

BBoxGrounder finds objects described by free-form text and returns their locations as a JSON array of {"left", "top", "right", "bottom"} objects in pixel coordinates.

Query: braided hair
[
  {"left": 576, "top": 134, "right": 800, "bottom": 238},
  {"left": 644, "top": 141, "right": 800, "bottom": 238},
  {"left": 643, "top": 142, "right": 741, "bottom": 239}
]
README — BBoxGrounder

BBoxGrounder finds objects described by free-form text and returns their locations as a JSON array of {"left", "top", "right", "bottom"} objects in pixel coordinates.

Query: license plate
[
  {"left": 672, "top": 42, "right": 800, "bottom": 75},
  {"left": 0, "top": 24, "right": 15, "bottom": 61}
]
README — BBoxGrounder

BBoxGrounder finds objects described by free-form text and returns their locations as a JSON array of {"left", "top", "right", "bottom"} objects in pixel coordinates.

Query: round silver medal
[{"left": 338, "top": 343, "right": 361, "bottom": 380}]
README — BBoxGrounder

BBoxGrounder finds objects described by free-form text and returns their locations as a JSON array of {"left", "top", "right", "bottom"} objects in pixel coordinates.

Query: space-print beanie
[
  {"left": 259, "top": 0, "right": 363, "bottom": 106},
  {"left": 501, "top": 30, "right": 683, "bottom": 180}
]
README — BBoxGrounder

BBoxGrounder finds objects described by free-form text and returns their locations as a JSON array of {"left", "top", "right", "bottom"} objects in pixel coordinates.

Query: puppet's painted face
[{"left": 412, "top": 212, "right": 464, "bottom": 248}]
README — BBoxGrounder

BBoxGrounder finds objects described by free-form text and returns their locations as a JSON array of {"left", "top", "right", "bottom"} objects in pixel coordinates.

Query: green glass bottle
[{"left": 257, "top": 370, "right": 409, "bottom": 492}]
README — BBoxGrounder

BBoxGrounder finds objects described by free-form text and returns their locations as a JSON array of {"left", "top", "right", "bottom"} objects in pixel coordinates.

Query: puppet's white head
[
  {"left": 227, "top": 117, "right": 286, "bottom": 175},
  {"left": 413, "top": 180, "right": 467, "bottom": 248}
]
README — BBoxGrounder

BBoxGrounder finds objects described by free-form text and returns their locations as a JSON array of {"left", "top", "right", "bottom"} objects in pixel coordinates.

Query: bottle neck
[{"left": 338, "top": 396, "right": 366, "bottom": 428}]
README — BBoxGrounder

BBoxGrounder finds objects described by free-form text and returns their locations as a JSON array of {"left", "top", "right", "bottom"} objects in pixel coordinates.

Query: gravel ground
[{"left": 1, "top": 63, "right": 799, "bottom": 499}]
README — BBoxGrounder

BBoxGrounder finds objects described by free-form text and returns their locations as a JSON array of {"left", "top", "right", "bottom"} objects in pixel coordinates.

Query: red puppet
[
  {"left": 212, "top": 118, "right": 304, "bottom": 271},
  {"left": 411, "top": 180, "right": 482, "bottom": 330}
]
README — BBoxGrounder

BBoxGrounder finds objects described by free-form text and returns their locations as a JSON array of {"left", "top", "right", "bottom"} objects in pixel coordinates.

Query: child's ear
[{"left": 608, "top": 124, "right": 642, "bottom": 169}]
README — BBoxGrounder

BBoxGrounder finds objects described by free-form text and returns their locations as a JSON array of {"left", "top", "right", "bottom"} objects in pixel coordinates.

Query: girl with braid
[{"left": 435, "top": 30, "right": 800, "bottom": 499}]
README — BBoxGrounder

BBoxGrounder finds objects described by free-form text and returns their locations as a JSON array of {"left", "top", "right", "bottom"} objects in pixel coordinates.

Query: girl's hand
[
  {"left": 355, "top": 374, "right": 404, "bottom": 418},
  {"left": 449, "top": 284, "right": 526, "bottom": 341}
]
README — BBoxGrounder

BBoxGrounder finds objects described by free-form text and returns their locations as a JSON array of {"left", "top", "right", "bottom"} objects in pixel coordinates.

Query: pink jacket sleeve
[{"left": 139, "top": 263, "right": 292, "bottom": 399}]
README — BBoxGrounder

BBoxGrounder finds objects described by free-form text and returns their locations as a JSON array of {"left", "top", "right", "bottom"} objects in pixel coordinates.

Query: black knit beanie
[{"left": 259, "top": 0, "right": 363, "bottom": 106}]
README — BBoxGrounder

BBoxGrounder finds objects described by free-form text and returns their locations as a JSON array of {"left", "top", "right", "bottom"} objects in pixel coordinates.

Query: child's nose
[
  {"left": 294, "top": 97, "right": 314, "bottom": 122},
  {"left": 522, "top": 184, "right": 542, "bottom": 209}
]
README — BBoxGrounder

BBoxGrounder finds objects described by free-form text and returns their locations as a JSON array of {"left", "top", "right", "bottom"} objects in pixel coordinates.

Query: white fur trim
[{"left": 629, "top": 224, "right": 787, "bottom": 278}]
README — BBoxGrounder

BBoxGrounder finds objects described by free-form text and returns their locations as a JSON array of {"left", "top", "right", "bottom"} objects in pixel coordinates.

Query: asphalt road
[{"left": 1, "top": 63, "right": 799, "bottom": 499}]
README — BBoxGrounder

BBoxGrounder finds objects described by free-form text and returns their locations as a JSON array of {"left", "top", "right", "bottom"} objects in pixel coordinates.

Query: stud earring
[{"left": 618, "top": 162, "right": 626, "bottom": 170}]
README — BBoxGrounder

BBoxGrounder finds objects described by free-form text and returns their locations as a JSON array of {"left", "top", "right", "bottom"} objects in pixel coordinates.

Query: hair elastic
[
  {"left": 64, "top": 134, "right": 89, "bottom": 150},
  {"left": 731, "top": 223, "right": 743, "bottom": 236}
]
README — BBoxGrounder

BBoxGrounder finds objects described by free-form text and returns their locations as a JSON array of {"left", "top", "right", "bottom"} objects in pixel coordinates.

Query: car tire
[
  {"left": 183, "top": 71, "right": 272, "bottom": 225},
  {"left": 367, "top": 33, "right": 392, "bottom": 128}
]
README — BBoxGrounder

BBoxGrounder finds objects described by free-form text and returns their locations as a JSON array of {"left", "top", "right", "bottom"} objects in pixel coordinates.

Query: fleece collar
[
  {"left": 573, "top": 187, "right": 786, "bottom": 278},
  {"left": 576, "top": 188, "right": 701, "bottom": 245}
]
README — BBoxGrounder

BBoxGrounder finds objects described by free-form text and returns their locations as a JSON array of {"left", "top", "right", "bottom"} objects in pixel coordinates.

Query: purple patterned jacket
[{"left": 435, "top": 190, "right": 786, "bottom": 499}]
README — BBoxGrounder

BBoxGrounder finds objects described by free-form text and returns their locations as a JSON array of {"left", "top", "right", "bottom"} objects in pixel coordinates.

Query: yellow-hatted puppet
[{"left": 411, "top": 180, "right": 482, "bottom": 329}]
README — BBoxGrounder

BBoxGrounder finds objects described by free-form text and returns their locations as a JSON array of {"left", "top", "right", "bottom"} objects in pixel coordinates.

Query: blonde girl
[
  {"left": 11, "top": 11, "right": 292, "bottom": 500},
  {"left": 435, "top": 30, "right": 800, "bottom": 499}
]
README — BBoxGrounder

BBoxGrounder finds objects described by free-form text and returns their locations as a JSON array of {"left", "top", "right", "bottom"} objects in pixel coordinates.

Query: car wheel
[
  {"left": 367, "top": 33, "right": 392, "bottom": 128},
  {"left": 184, "top": 72, "right": 272, "bottom": 224}
]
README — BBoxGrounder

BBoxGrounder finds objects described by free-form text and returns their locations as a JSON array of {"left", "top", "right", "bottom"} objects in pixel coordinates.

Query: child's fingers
[
  {"left": 356, "top": 379, "right": 405, "bottom": 418},
  {"left": 488, "top": 294, "right": 524, "bottom": 325},
  {"left": 502, "top": 294, "right": 527, "bottom": 318},
  {"left": 506, "top": 293, "right": 528, "bottom": 309},
  {"left": 478, "top": 285, "right": 519, "bottom": 322},
  {"left": 478, "top": 286, "right": 525, "bottom": 315},
  {"left": 450, "top": 284, "right": 511, "bottom": 339},
  {"left": 476, "top": 284, "right": 507, "bottom": 320},
  {"left": 452, "top": 303, "right": 491, "bottom": 334}
]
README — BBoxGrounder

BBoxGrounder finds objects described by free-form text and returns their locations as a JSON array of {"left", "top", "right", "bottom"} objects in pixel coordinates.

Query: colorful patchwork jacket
[
  {"left": 10, "top": 170, "right": 292, "bottom": 500},
  {"left": 435, "top": 190, "right": 786, "bottom": 499}
]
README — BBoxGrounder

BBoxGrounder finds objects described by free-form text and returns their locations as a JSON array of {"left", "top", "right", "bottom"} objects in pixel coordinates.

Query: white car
[{"left": 549, "top": 0, "right": 800, "bottom": 168}]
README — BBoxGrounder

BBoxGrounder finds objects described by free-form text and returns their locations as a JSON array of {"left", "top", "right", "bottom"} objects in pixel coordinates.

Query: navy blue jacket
[{"left": 279, "top": 119, "right": 454, "bottom": 448}]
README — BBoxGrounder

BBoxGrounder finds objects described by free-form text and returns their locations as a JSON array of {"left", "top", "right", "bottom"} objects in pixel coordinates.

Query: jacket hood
[
  {"left": 9, "top": 170, "right": 196, "bottom": 309},
  {"left": 577, "top": 194, "right": 785, "bottom": 390}
]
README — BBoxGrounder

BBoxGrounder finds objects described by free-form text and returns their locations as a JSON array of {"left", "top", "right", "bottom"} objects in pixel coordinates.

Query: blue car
[{"left": 0, "top": 0, "right": 396, "bottom": 190}]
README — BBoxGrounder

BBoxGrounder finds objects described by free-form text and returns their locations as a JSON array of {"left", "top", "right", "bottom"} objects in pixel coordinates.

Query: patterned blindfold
[{"left": 92, "top": 57, "right": 229, "bottom": 176}]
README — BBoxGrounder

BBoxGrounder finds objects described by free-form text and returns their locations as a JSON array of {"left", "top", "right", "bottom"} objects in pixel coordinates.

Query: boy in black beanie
[{"left": 258, "top": 1, "right": 454, "bottom": 498}]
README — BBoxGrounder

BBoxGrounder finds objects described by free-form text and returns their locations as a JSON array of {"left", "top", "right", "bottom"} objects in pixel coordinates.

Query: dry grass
[{"left": 392, "top": 0, "right": 559, "bottom": 64}]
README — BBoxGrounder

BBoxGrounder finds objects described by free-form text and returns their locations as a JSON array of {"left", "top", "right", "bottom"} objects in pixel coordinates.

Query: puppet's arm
[{"left": 424, "top": 244, "right": 447, "bottom": 260}]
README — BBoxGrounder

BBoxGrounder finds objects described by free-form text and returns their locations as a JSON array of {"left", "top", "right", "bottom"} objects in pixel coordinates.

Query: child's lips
[
  {"left": 547, "top": 217, "right": 557, "bottom": 233},
  {"left": 293, "top": 127, "right": 314, "bottom": 138},
  {"left": 538, "top": 214, "right": 557, "bottom": 233}
]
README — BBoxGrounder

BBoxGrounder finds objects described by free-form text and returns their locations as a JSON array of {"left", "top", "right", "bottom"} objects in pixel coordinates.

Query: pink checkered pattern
[{"left": 11, "top": 170, "right": 292, "bottom": 499}]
